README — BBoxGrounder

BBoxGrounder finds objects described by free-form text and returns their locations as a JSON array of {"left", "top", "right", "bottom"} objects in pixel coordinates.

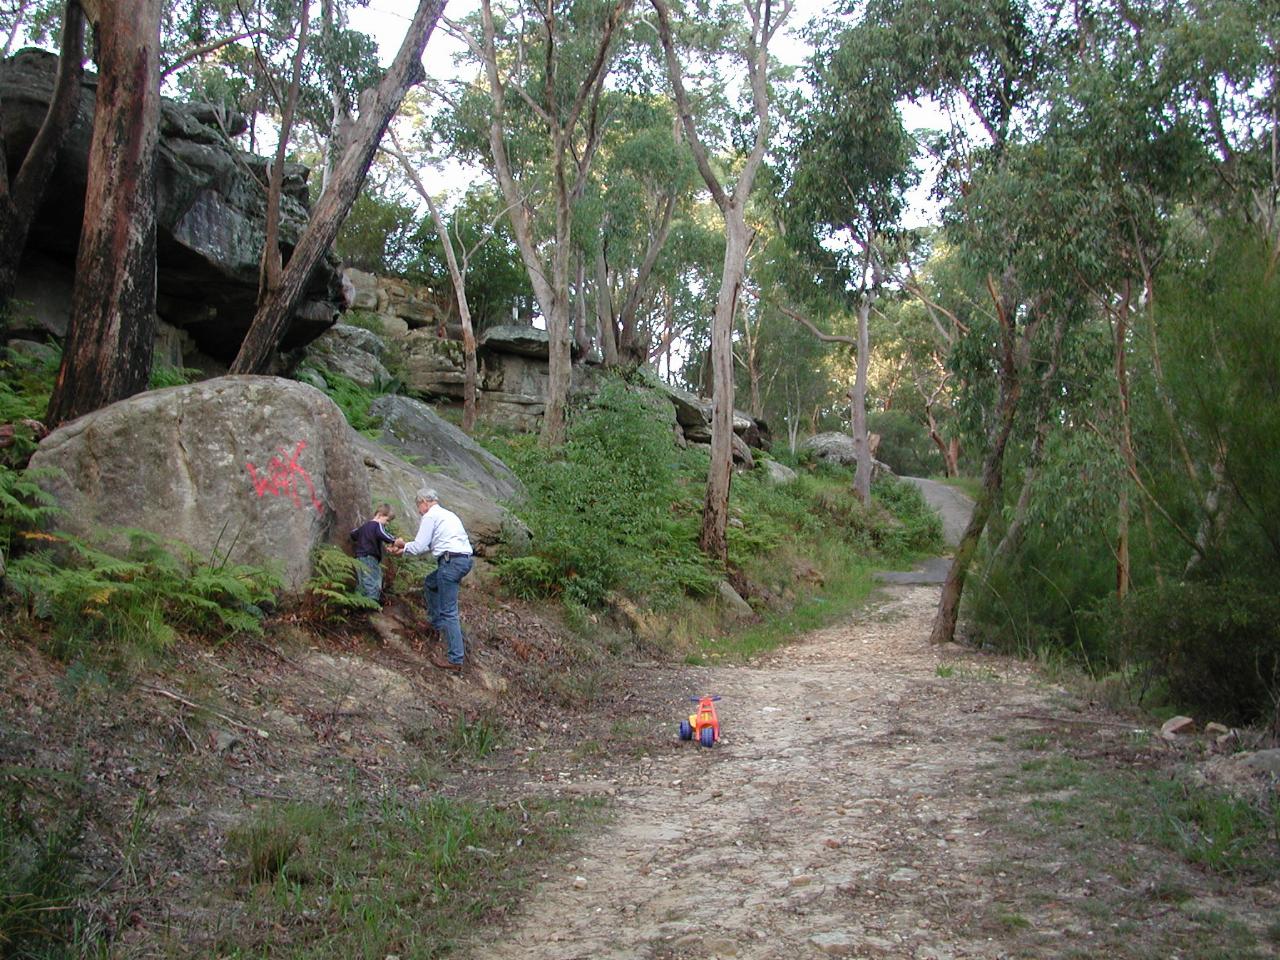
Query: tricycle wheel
[
  {"left": 699, "top": 727, "right": 715, "bottom": 748},
  {"left": 679, "top": 720, "right": 693, "bottom": 741}
]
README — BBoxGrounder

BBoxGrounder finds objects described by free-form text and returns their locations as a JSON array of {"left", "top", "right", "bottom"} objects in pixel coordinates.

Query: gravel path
[
  {"left": 463, "top": 478, "right": 1277, "bottom": 959},
  {"left": 467, "top": 586, "right": 1084, "bottom": 959}
]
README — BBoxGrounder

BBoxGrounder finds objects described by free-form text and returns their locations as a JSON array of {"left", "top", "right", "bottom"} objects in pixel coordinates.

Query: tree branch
[
  {"left": 778, "top": 304, "right": 856, "bottom": 346},
  {"left": 161, "top": 28, "right": 276, "bottom": 79}
]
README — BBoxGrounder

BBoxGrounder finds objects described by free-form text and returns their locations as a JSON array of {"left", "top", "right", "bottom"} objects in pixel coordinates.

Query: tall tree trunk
[
  {"left": 259, "top": 0, "right": 310, "bottom": 302},
  {"left": 651, "top": 0, "right": 783, "bottom": 565},
  {"left": 45, "top": 0, "right": 161, "bottom": 429},
  {"left": 386, "top": 132, "right": 480, "bottom": 433},
  {"left": 929, "top": 380, "right": 1018, "bottom": 645},
  {"left": 469, "top": 0, "right": 625, "bottom": 448},
  {"left": 1111, "top": 285, "right": 1136, "bottom": 599},
  {"left": 542, "top": 150, "right": 574, "bottom": 447},
  {"left": 615, "top": 188, "right": 676, "bottom": 365},
  {"left": 230, "top": 0, "right": 445, "bottom": 374},
  {"left": 0, "top": 0, "right": 85, "bottom": 315},
  {"left": 424, "top": 192, "right": 478, "bottom": 432},
  {"left": 929, "top": 277, "right": 1039, "bottom": 645},
  {"left": 851, "top": 295, "right": 872, "bottom": 502},
  {"left": 573, "top": 252, "right": 591, "bottom": 358},
  {"left": 700, "top": 219, "right": 748, "bottom": 562},
  {"left": 594, "top": 248, "right": 619, "bottom": 366}
]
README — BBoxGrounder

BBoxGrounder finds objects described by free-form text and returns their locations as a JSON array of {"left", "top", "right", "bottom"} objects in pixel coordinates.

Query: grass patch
[
  {"left": 1013, "top": 755, "right": 1279, "bottom": 880},
  {"left": 222, "top": 792, "right": 605, "bottom": 958},
  {"left": 444, "top": 712, "right": 506, "bottom": 759},
  {"left": 683, "top": 549, "right": 881, "bottom": 663},
  {"left": 0, "top": 765, "right": 109, "bottom": 956},
  {"left": 931, "top": 474, "right": 982, "bottom": 500},
  {"left": 935, "top": 662, "right": 1001, "bottom": 682}
]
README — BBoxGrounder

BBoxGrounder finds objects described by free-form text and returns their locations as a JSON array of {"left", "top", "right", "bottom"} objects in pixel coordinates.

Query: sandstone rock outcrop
[
  {"left": 367, "top": 394, "right": 525, "bottom": 504},
  {"left": 351, "top": 433, "right": 531, "bottom": 557},
  {"left": 28, "top": 376, "right": 531, "bottom": 593},
  {"left": 800, "top": 431, "right": 892, "bottom": 480},
  {"left": 29, "top": 376, "right": 366, "bottom": 592},
  {"left": 1, "top": 48, "right": 341, "bottom": 367}
]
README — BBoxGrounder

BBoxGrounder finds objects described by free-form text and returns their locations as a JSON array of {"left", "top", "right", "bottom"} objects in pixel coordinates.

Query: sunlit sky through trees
[{"left": 348, "top": 0, "right": 945, "bottom": 223}]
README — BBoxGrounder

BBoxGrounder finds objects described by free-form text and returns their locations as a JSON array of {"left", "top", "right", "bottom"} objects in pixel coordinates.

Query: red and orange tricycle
[{"left": 678, "top": 695, "right": 721, "bottom": 748}]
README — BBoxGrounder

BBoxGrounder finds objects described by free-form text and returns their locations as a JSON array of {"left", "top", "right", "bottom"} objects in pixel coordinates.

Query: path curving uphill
[
  {"left": 467, "top": 485, "right": 1276, "bottom": 959},
  {"left": 899, "top": 476, "right": 975, "bottom": 549}
]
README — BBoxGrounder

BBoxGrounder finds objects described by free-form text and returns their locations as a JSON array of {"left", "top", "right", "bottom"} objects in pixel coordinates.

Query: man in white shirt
[{"left": 391, "top": 487, "right": 474, "bottom": 670}]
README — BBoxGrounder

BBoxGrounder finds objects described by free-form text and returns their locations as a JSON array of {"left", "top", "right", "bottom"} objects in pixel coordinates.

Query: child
[{"left": 350, "top": 503, "right": 397, "bottom": 602}]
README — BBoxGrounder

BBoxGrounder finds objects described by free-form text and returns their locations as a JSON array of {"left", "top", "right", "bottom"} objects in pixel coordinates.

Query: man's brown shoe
[{"left": 430, "top": 654, "right": 462, "bottom": 672}]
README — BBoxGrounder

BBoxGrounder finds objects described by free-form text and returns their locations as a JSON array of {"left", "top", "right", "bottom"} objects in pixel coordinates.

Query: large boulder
[
  {"left": 367, "top": 395, "right": 525, "bottom": 504},
  {"left": 651, "top": 380, "right": 770, "bottom": 449},
  {"left": 479, "top": 324, "right": 557, "bottom": 359},
  {"left": 379, "top": 276, "right": 449, "bottom": 328},
  {"left": 1, "top": 48, "right": 341, "bottom": 365},
  {"left": 29, "top": 377, "right": 367, "bottom": 592},
  {"left": 800, "top": 432, "right": 894, "bottom": 479},
  {"left": 401, "top": 329, "right": 466, "bottom": 400},
  {"left": 300, "top": 323, "right": 393, "bottom": 389},
  {"left": 351, "top": 434, "right": 531, "bottom": 557}
]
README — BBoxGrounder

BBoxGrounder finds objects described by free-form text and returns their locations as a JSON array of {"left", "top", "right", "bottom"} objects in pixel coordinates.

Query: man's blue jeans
[{"left": 424, "top": 554, "right": 473, "bottom": 664}]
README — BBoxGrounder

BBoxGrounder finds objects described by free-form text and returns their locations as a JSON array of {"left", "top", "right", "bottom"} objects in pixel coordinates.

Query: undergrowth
[
  {"left": 220, "top": 792, "right": 605, "bottom": 958},
  {"left": 5, "top": 528, "right": 281, "bottom": 664},
  {"left": 484, "top": 376, "right": 944, "bottom": 634}
]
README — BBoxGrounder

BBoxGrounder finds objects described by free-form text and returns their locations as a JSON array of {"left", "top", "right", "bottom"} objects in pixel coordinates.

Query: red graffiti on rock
[{"left": 245, "top": 440, "right": 324, "bottom": 514}]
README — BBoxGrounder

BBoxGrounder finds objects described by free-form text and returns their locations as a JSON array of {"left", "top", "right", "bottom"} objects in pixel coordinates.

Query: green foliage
[
  {"left": 1016, "top": 754, "right": 1280, "bottom": 882},
  {"left": 493, "top": 379, "right": 718, "bottom": 608},
  {"left": 0, "top": 345, "right": 58, "bottom": 464},
  {"left": 402, "top": 183, "right": 537, "bottom": 331},
  {"left": 0, "top": 466, "right": 59, "bottom": 555},
  {"left": 312, "top": 370, "right": 385, "bottom": 436},
  {"left": 222, "top": 792, "right": 599, "bottom": 957},
  {"left": 304, "top": 546, "right": 380, "bottom": 621},
  {"left": 490, "top": 378, "right": 947, "bottom": 620},
  {"left": 868, "top": 410, "right": 940, "bottom": 477},
  {"left": 443, "top": 712, "right": 505, "bottom": 759},
  {"left": 148, "top": 365, "right": 202, "bottom": 389},
  {"left": 869, "top": 475, "right": 945, "bottom": 555},
  {"left": 334, "top": 188, "right": 422, "bottom": 275},
  {"left": 0, "top": 767, "right": 102, "bottom": 956},
  {"left": 1116, "top": 580, "right": 1280, "bottom": 728},
  {"left": 5, "top": 529, "right": 280, "bottom": 663}
]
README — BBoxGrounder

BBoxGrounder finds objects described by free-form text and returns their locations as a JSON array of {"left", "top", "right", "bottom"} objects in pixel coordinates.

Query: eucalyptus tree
[
  {"left": 582, "top": 94, "right": 701, "bottom": 368},
  {"left": 382, "top": 120, "right": 487, "bottom": 431},
  {"left": 1, "top": 0, "right": 64, "bottom": 54},
  {"left": 648, "top": 210, "right": 726, "bottom": 382},
  {"left": 783, "top": 17, "right": 917, "bottom": 502},
  {"left": 443, "top": 0, "right": 633, "bottom": 448},
  {"left": 44, "top": 0, "right": 163, "bottom": 427},
  {"left": 407, "top": 182, "right": 536, "bottom": 330},
  {"left": 649, "top": 0, "right": 793, "bottom": 564},
  {"left": 738, "top": 220, "right": 850, "bottom": 447},
  {"left": 832, "top": 0, "right": 1076, "bottom": 643},
  {"left": 231, "top": 0, "right": 447, "bottom": 373}
]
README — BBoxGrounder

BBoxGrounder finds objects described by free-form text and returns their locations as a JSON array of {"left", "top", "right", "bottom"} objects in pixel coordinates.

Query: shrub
[
  {"left": 493, "top": 378, "right": 718, "bottom": 608},
  {"left": 1116, "top": 578, "right": 1280, "bottom": 727},
  {"left": 312, "top": 370, "right": 387, "bottom": 436},
  {"left": 0, "top": 768, "right": 99, "bottom": 955},
  {"left": 304, "top": 546, "right": 380, "bottom": 621},
  {"left": 6, "top": 528, "right": 281, "bottom": 662},
  {"left": 868, "top": 409, "right": 941, "bottom": 476}
]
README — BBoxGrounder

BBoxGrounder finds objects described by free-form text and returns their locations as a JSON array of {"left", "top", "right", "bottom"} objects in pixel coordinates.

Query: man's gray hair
[{"left": 415, "top": 487, "right": 440, "bottom": 504}]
